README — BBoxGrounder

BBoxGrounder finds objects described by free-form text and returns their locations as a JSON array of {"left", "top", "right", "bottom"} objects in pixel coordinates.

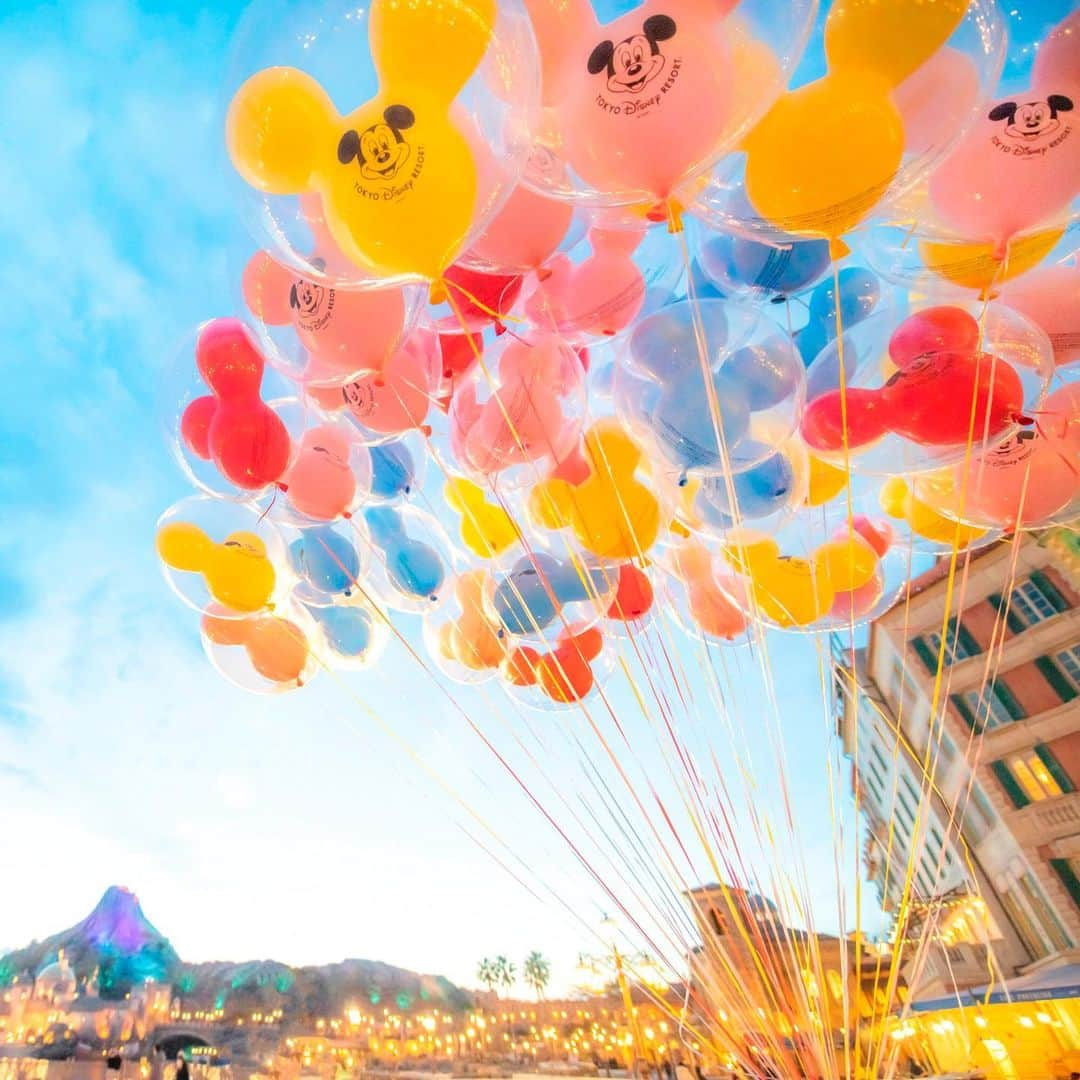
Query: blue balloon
[
  {"left": 721, "top": 341, "right": 801, "bottom": 412},
  {"left": 370, "top": 441, "right": 415, "bottom": 499},
  {"left": 699, "top": 232, "right": 831, "bottom": 300},
  {"left": 363, "top": 507, "right": 445, "bottom": 603},
  {"left": 796, "top": 320, "right": 828, "bottom": 367},
  {"left": 807, "top": 267, "right": 881, "bottom": 330},
  {"left": 288, "top": 526, "right": 361, "bottom": 597},
  {"left": 653, "top": 373, "right": 750, "bottom": 480},
  {"left": 308, "top": 604, "right": 374, "bottom": 658},
  {"left": 697, "top": 451, "right": 796, "bottom": 525},
  {"left": 492, "top": 554, "right": 608, "bottom": 636}
]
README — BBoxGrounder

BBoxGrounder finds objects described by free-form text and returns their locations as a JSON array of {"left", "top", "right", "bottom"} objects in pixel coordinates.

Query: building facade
[{"left": 834, "top": 528, "right": 1080, "bottom": 998}]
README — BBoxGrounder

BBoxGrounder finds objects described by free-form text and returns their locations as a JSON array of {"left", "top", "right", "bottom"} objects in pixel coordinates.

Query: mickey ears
[
  {"left": 337, "top": 129, "right": 361, "bottom": 165},
  {"left": 383, "top": 103, "right": 415, "bottom": 130},
  {"left": 643, "top": 14, "right": 676, "bottom": 43},
  {"left": 228, "top": 67, "right": 337, "bottom": 195},
  {"left": 587, "top": 40, "right": 614, "bottom": 75},
  {"left": 988, "top": 101, "right": 1017, "bottom": 122},
  {"left": 1048, "top": 94, "right": 1074, "bottom": 113}
]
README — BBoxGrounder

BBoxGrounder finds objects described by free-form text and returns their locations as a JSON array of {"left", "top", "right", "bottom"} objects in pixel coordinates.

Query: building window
[
  {"left": 1007, "top": 750, "right": 1066, "bottom": 803},
  {"left": 991, "top": 760, "right": 1031, "bottom": 809},
  {"left": 911, "top": 617, "right": 981, "bottom": 673},
  {"left": 1000, "top": 573, "right": 1070, "bottom": 631},
  {"left": 1035, "top": 647, "right": 1080, "bottom": 704},
  {"left": 1018, "top": 872, "right": 1073, "bottom": 952},
  {"left": 1050, "top": 858, "right": 1080, "bottom": 914},
  {"left": 964, "top": 785, "right": 998, "bottom": 843},
  {"left": 951, "top": 682, "right": 1026, "bottom": 730}
]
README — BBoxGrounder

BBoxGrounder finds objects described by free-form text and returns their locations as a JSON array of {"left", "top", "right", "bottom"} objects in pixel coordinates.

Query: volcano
[{"left": 0, "top": 886, "right": 180, "bottom": 999}]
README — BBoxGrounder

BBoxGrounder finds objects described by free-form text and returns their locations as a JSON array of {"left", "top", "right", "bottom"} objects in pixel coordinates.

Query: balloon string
[{"left": 434, "top": 274, "right": 525, "bottom": 325}]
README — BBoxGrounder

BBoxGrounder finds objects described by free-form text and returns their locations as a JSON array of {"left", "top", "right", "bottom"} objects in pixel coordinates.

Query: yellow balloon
[
  {"left": 879, "top": 475, "right": 987, "bottom": 545},
  {"left": 226, "top": 0, "right": 494, "bottom": 280},
  {"left": 825, "top": 0, "right": 967, "bottom": 88},
  {"left": 806, "top": 454, "right": 850, "bottom": 506},
  {"left": 744, "top": 70, "right": 904, "bottom": 239},
  {"left": 445, "top": 478, "right": 517, "bottom": 558},
  {"left": 156, "top": 522, "right": 209, "bottom": 572},
  {"left": 814, "top": 536, "right": 877, "bottom": 593},
  {"left": 157, "top": 523, "right": 276, "bottom": 613},
  {"left": 920, "top": 228, "right": 1065, "bottom": 294},
  {"left": 721, "top": 538, "right": 834, "bottom": 628}
]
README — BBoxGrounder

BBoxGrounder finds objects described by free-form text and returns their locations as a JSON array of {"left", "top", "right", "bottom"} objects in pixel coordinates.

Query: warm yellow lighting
[{"left": 1018, "top": 1016, "right": 1034, "bottom": 1028}]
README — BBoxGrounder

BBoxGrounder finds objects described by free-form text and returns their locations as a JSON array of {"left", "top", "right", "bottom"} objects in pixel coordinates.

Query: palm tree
[
  {"left": 493, "top": 955, "right": 516, "bottom": 997},
  {"left": 477, "top": 958, "right": 498, "bottom": 995},
  {"left": 522, "top": 952, "right": 550, "bottom": 1000}
]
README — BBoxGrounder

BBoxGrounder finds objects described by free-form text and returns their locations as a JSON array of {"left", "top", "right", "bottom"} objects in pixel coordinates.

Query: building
[{"left": 834, "top": 528, "right": 1080, "bottom": 1077}]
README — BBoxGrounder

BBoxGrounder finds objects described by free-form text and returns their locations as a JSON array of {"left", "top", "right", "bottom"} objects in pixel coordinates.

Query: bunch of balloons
[{"left": 155, "top": 0, "right": 1078, "bottom": 703}]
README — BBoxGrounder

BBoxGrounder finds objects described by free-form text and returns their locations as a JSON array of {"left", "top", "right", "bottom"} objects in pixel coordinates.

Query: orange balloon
[{"left": 246, "top": 618, "right": 310, "bottom": 684}]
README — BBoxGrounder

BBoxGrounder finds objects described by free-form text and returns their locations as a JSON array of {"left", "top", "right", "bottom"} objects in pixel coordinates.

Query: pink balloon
[
  {"left": 468, "top": 182, "right": 574, "bottom": 272},
  {"left": 243, "top": 250, "right": 407, "bottom": 382},
  {"left": 308, "top": 330, "right": 438, "bottom": 436},
  {"left": 283, "top": 425, "right": 357, "bottom": 521},
  {"left": 1033, "top": 11, "right": 1080, "bottom": 92},
  {"left": 956, "top": 382, "right": 1080, "bottom": 528},
  {"left": 449, "top": 335, "right": 583, "bottom": 476},
  {"left": 832, "top": 515, "right": 894, "bottom": 559},
  {"left": 524, "top": 0, "right": 735, "bottom": 199},
  {"left": 894, "top": 47, "right": 980, "bottom": 158},
  {"left": 525, "top": 227, "right": 646, "bottom": 337},
  {"left": 829, "top": 570, "right": 885, "bottom": 621},
  {"left": 998, "top": 262, "right": 1080, "bottom": 368},
  {"left": 928, "top": 84, "right": 1080, "bottom": 254}
]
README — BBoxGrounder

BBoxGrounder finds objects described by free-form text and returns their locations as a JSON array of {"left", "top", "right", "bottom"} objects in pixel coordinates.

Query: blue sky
[{"left": 0, "top": 0, "right": 1068, "bottom": 995}]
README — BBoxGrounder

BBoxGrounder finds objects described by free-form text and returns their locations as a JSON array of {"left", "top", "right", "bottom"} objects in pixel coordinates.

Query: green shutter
[
  {"left": 956, "top": 620, "right": 982, "bottom": 657},
  {"left": 1035, "top": 656, "right": 1079, "bottom": 704},
  {"left": 1051, "top": 859, "right": 1080, "bottom": 912},
  {"left": 1031, "top": 570, "right": 1069, "bottom": 614},
  {"left": 988, "top": 592, "right": 1026, "bottom": 634},
  {"left": 912, "top": 637, "right": 938, "bottom": 674},
  {"left": 1034, "top": 744, "right": 1076, "bottom": 794},
  {"left": 992, "top": 680, "right": 1027, "bottom": 721},
  {"left": 951, "top": 693, "right": 980, "bottom": 731},
  {"left": 991, "top": 760, "right": 1031, "bottom": 808}
]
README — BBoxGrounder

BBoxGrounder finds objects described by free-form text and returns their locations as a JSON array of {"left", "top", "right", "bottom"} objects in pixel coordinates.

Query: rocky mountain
[{"left": 0, "top": 887, "right": 470, "bottom": 1014}]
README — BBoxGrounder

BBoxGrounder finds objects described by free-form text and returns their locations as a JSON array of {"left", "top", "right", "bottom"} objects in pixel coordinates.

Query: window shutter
[
  {"left": 992, "top": 680, "right": 1027, "bottom": 721},
  {"left": 1051, "top": 859, "right": 1080, "bottom": 912},
  {"left": 988, "top": 592, "right": 1026, "bottom": 634},
  {"left": 956, "top": 620, "right": 982, "bottom": 657},
  {"left": 1035, "top": 656, "right": 1079, "bottom": 704},
  {"left": 1031, "top": 570, "right": 1069, "bottom": 613},
  {"left": 1034, "top": 744, "right": 1076, "bottom": 794},
  {"left": 951, "top": 694, "right": 979, "bottom": 731},
  {"left": 990, "top": 761, "right": 1031, "bottom": 808},
  {"left": 912, "top": 637, "right": 938, "bottom": 674}
]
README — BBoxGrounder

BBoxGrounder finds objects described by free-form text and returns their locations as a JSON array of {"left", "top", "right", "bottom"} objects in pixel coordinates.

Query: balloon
[
  {"left": 917, "top": 228, "right": 1064, "bottom": 293},
  {"left": 466, "top": 181, "right": 574, "bottom": 273},
  {"left": 894, "top": 47, "right": 980, "bottom": 157},
  {"left": 529, "top": 420, "right": 662, "bottom": 560},
  {"left": 878, "top": 475, "right": 988, "bottom": 546},
  {"left": 183, "top": 319, "right": 292, "bottom": 491},
  {"left": 157, "top": 523, "right": 276, "bottom": 613},
  {"left": 525, "top": 228, "right": 646, "bottom": 338},
  {"left": 668, "top": 540, "right": 749, "bottom": 641},
  {"left": 1033, "top": 10, "right": 1080, "bottom": 92},
  {"left": 535, "top": 628, "right": 600, "bottom": 703},
  {"left": 363, "top": 506, "right": 446, "bottom": 604},
  {"left": 523, "top": 0, "right": 735, "bottom": 202},
  {"left": 806, "top": 453, "right": 850, "bottom": 507},
  {"left": 281, "top": 425, "right": 360, "bottom": 521},
  {"left": 696, "top": 229, "right": 831, "bottom": 302},
  {"left": 288, "top": 526, "right": 362, "bottom": 597},
  {"left": 201, "top": 609, "right": 311, "bottom": 686},
  {"left": 888, "top": 306, "right": 980, "bottom": 367},
  {"left": 606, "top": 563, "right": 654, "bottom": 623},
  {"left": 438, "top": 263, "right": 524, "bottom": 329},
  {"left": 227, "top": 0, "right": 499, "bottom": 279},
  {"left": 308, "top": 604, "right": 376, "bottom": 660},
  {"left": 242, "top": 250, "right": 408, "bottom": 382},
  {"left": 450, "top": 333, "right": 585, "bottom": 482},
  {"left": 808, "top": 268, "right": 881, "bottom": 331},
  {"left": 492, "top": 552, "right": 610, "bottom": 637},
  {"left": 744, "top": 69, "right": 904, "bottom": 240},
  {"left": 824, "top": 0, "right": 968, "bottom": 89},
  {"left": 370, "top": 441, "right": 416, "bottom": 499},
  {"left": 445, "top": 478, "right": 518, "bottom": 558},
  {"left": 695, "top": 451, "right": 796, "bottom": 526},
  {"left": 434, "top": 570, "right": 508, "bottom": 675},
  {"left": 929, "top": 86, "right": 1080, "bottom": 254},
  {"left": 998, "top": 262, "right": 1080, "bottom": 368}
]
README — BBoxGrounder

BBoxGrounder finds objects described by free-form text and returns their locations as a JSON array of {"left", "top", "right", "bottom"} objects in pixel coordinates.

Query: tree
[
  {"left": 493, "top": 955, "right": 516, "bottom": 997},
  {"left": 522, "top": 952, "right": 550, "bottom": 1000},
  {"left": 477, "top": 958, "right": 498, "bottom": 994}
]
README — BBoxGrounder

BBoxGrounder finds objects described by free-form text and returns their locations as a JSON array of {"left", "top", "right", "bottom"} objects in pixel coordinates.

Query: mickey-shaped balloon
[
  {"left": 503, "top": 624, "right": 604, "bottom": 704},
  {"left": 878, "top": 475, "right": 988, "bottom": 547},
  {"left": 795, "top": 268, "right": 881, "bottom": 367},
  {"left": 445, "top": 478, "right": 518, "bottom": 558},
  {"left": 227, "top": 0, "right": 499, "bottom": 280},
  {"left": 282, "top": 425, "right": 360, "bottom": 522},
  {"left": 667, "top": 539, "right": 749, "bottom": 641},
  {"left": 606, "top": 563, "right": 654, "bottom": 624},
  {"left": 529, "top": 420, "right": 661, "bottom": 560},
  {"left": 363, "top": 506, "right": 445, "bottom": 604},
  {"left": 157, "top": 523, "right": 277, "bottom": 613},
  {"left": 435, "top": 570, "right": 508, "bottom": 675},
  {"left": 492, "top": 552, "right": 610, "bottom": 636},
  {"left": 288, "top": 526, "right": 362, "bottom": 598},
  {"left": 306, "top": 604, "right": 377, "bottom": 662},
  {"left": 202, "top": 606, "right": 312, "bottom": 687},
  {"left": 181, "top": 319, "right": 292, "bottom": 491},
  {"left": 370, "top": 441, "right": 417, "bottom": 500}
]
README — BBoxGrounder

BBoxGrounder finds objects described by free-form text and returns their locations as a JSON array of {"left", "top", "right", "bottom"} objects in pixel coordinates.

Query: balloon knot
[
  {"left": 342, "top": 510, "right": 352, "bottom": 520},
  {"left": 536, "top": 267, "right": 553, "bottom": 283},
  {"left": 494, "top": 323, "right": 507, "bottom": 337},
  {"left": 420, "top": 424, "right": 432, "bottom": 437},
  {"left": 645, "top": 203, "right": 668, "bottom": 223},
  {"left": 429, "top": 281, "right": 448, "bottom": 305},
  {"left": 276, "top": 482, "right": 289, "bottom": 493}
]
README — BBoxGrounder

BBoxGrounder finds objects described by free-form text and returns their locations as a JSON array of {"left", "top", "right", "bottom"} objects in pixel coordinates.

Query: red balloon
[
  {"left": 881, "top": 350, "right": 1024, "bottom": 446},
  {"left": 800, "top": 388, "right": 888, "bottom": 452},
  {"left": 180, "top": 395, "right": 216, "bottom": 460},
  {"left": 438, "top": 330, "right": 483, "bottom": 381},
  {"left": 889, "top": 306, "right": 980, "bottom": 369},
  {"left": 193, "top": 318, "right": 292, "bottom": 490},
  {"left": 607, "top": 563, "right": 654, "bottom": 622},
  {"left": 442, "top": 264, "right": 523, "bottom": 325}
]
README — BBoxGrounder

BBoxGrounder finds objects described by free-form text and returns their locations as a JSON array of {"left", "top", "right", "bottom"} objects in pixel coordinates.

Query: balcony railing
[{"left": 1009, "top": 792, "right": 1080, "bottom": 844}]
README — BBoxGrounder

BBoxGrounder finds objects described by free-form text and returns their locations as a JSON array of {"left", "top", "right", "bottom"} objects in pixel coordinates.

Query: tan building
[{"left": 834, "top": 528, "right": 1080, "bottom": 1003}]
